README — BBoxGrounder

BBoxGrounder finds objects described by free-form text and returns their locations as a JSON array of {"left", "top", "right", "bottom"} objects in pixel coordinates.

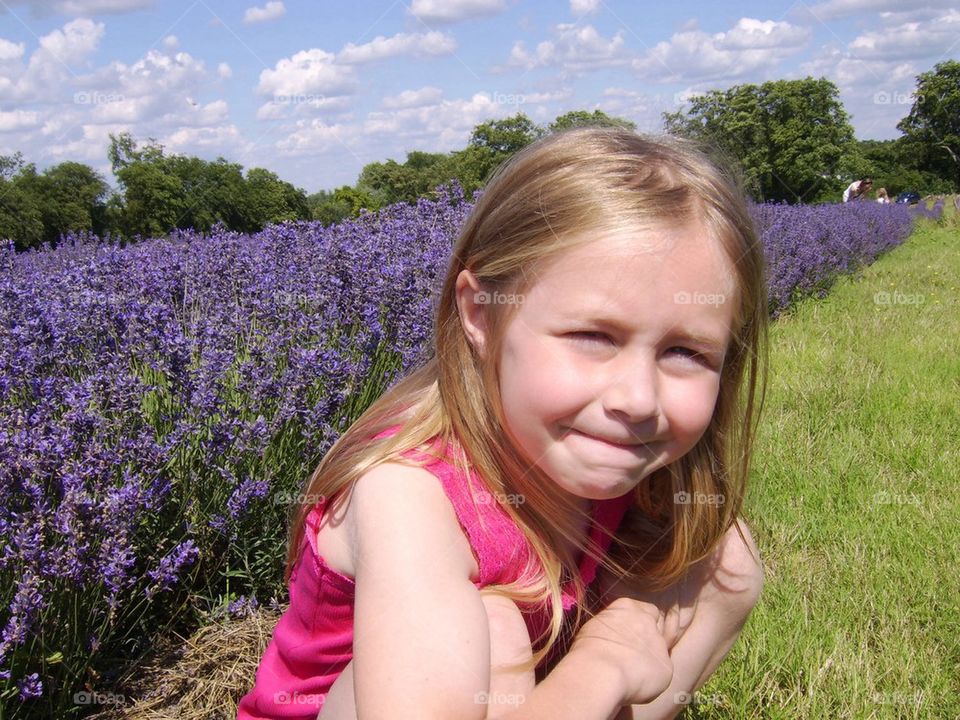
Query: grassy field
[{"left": 690, "top": 210, "right": 960, "bottom": 718}]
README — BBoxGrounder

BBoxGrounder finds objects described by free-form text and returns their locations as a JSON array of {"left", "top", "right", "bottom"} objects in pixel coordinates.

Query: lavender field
[{"left": 0, "top": 187, "right": 936, "bottom": 717}]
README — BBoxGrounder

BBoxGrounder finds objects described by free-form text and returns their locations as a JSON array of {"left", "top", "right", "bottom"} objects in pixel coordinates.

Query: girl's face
[{"left": 457, "top": 220, "right": 737, "bottom": 510}]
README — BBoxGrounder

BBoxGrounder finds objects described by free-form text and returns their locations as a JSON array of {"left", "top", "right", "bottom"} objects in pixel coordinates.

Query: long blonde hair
[{"left": 283, "top": 127, "right": 768, "bottom": 673}]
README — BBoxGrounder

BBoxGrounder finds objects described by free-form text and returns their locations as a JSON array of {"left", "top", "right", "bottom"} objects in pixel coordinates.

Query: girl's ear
[{"left": 455, "top": 269, "right": 489, "bottom": 361}]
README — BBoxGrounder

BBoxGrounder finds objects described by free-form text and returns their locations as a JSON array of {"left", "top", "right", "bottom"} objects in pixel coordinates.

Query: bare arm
[{"left": 319, "top": 462, "right": 669, "bottom": 720}]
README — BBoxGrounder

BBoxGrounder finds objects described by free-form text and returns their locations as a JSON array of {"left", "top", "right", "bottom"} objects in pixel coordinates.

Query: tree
[
  {"left": 40, "top": 162, "right": 109, "bottom": 242},
  {"left": 465, "top": 113, "right": 545, "bottom": 185},
  {"left": 115, "top": 160, "right": 186, "bottom": 238},
  {"left": 0, "top": 173, "right": 44, "bottom": 251},
  {"left": 897, "top": 60, "right": 960, "bottom": 190},
  {"left": 549, "top": 110, "right": 636, "bottom": 133},
  {"left": 469, "top": 113, "right": 544, "bottom": 155},
  {"left": 357, "top": 160, "right": 418, "bottom": 207},
  {"left": 664, "top": 77, "right": 856, "bottom": 203},
  {"left": 245, "top": 168, "right": 310, "bottom": 228}
]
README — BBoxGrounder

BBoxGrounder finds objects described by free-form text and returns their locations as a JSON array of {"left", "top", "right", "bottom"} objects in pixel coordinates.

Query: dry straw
[{"left": 87, "top": 607, "right": 280, "bottom": 720}]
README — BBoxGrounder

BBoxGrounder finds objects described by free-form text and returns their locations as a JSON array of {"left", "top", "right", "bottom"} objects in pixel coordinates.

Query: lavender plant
[{"left": 0, "top": 185, "right": 916, "bottom": 717}]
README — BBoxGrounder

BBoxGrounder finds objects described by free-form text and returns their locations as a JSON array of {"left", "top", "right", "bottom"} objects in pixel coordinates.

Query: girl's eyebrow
[{"left": 672, "top": 332, "right": 728, "bottom": 353}]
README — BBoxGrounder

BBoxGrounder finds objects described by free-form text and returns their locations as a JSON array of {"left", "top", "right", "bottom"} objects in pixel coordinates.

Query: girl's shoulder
[
  {"left": 338, "top": 459, "right": 482, "bottom": 582},
  {"left": 315, "top": 462, "right": 480, "bottom": 580}
]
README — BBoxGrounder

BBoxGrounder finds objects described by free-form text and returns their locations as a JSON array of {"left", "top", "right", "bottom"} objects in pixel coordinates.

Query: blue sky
[{"left": 0, "top": 0, "right": 957, "bottom": 194}]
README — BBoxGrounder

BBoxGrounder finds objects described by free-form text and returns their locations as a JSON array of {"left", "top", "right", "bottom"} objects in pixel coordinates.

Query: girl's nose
[{"left": 600, "top": 357, "right": 659, "bottom": 423}]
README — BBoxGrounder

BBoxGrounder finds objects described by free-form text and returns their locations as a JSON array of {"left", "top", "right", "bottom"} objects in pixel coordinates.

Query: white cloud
[
  {"left": 110, "top": 49, "right": 208, "bottom": 98},
  {"left": 337, "top": 31, "right": 457, "bottom": 64},
  {"left": 507, "top": 24, "right": 628, "bottom": 73},
  {"left": 86, "top": 95, "right": 153, "bottom": 123},
  {"left": 847, "top": 9, "right": 960, "bottom": 61},
  {"left": 163, "top": 124, "right": 247, "bottom": 154},
  {"left": 802, "top": 0, "right": 956, "bottom": 21},
  {"left": 716, "top": 18, "right": 807, "bottom": 50},
  {"left": 0, "top": 38, "right": 26, "bottom": 62},
  {"left": 46, "top": 122, "right": 130, "bottom": 164},
  {"left": 276, "top": 120, "right": 351, "bottom": 155},
  {"left": 382, "top": 86, "right": 444, "bottom": 109},
  {"left": 408, "top": 0, "right": 505, "bottom": 23},
  {"left": 0, "top": 109, "right": 41, "bottom": 132},
  {"left": 634, "top": 17, "right": 811, "bottom": 83},
  {"left": 570, "top": 0, "right": 601, "bottom": 15},
  {"left": 217, "top": 62, "right": 232, "bottom": 79},
  {"left": 167, "top": 99, "right": 229, "bottom": 127},
  {"left": 256, "top": 48, "right": 356, "bottom": 98},
  {"left": 162, "top": 35, "right": 178, "bottom": 50},
  {"left": 1, "top": 19, "right": 106, "bottom": 103},
  {"left": 37, "top": 17, "right": 104, "bottom": 65},
  {"left": 362, "top": 92, "right": 509, "bottom": 146},
  {"left": 256, "top": 95, "right": 351, "bottom": 120},
  {"left": 243, "top": 1, "right": 285, "bottom": 24}
]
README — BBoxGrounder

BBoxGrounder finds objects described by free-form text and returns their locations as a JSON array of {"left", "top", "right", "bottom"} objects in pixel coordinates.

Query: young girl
[{"left": 237, "top": 127, "right": 768, "bottom": 720}]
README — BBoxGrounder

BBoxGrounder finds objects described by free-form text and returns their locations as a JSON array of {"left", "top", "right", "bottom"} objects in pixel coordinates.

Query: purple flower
[
  {"left": 145, "top": 540, "right": 199, "bottom": 599},
  {"left": 17, "top": 672, "right": 42, "bottom": 700}
]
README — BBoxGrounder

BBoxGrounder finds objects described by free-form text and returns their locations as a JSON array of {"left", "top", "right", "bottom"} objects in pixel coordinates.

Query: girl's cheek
[{"left": 667, "top": 381, "right": 719, "bottom": 438}]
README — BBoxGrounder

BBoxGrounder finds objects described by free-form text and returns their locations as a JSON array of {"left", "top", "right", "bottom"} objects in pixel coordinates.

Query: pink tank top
[{"left": 236, "top": 427, "right": 635, "bottom": 719}]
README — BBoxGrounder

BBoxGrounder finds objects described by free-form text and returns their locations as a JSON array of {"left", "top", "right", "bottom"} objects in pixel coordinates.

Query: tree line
[{"left": 1, "top": 61, "right": 956, "bottom": 252}]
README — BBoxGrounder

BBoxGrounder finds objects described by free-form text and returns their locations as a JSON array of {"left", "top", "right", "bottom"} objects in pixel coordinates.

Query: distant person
[
  {"left": 876, "top": 188, "right": 891, "bottom": 204},
  {"left": 843, "top": 177, "right": 873, "bottom": 202}
]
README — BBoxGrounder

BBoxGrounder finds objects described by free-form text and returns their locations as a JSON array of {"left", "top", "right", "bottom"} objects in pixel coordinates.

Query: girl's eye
[
  {"left": 668, "top": 346, "right": 719, "bottom": 369},
  {"left": 567, "top": 331, "right": 612, "bottom": 345}
]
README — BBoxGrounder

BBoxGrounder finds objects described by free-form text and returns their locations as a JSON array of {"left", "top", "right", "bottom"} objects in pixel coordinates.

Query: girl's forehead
[
  {"left": 529, "top": 222, "right": 731, "bottom": 279},
  {"left": 517, "top": 223, "right": 739, "bottom": 314}
]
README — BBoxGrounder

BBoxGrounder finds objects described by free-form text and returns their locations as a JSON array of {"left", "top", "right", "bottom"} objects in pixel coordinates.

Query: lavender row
[{"left": 0, "top": 187, "right": 920, "bottom": 715}]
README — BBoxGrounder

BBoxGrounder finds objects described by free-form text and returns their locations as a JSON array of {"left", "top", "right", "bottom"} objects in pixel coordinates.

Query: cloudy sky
[{"left": 0, "top": 0, "right": 957, "bottom": 194}]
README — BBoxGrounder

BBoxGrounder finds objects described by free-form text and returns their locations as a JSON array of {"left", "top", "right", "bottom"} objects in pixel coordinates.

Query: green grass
[{"left": 690, "top": 212, "right": 960, "bottom": 718}]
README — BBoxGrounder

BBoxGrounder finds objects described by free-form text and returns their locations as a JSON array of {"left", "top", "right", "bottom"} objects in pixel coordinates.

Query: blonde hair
[{"left": 283, "top": 127, "right": 769, "bottom": 674}]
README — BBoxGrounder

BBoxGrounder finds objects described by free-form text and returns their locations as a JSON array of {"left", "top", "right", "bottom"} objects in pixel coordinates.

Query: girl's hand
[
  {"left": 567, "top": 597, "right": 674, "bottom": 706},
  {"left": 595, "top": 566, "right": 698, "bottom": 652}
]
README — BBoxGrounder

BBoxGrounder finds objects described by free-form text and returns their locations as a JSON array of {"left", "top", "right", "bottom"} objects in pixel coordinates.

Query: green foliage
[
  {"left": 306, "top": 185, "right": 378, "bottom": 225},
  {"left": 463, "top": 113, "right": 545, "bottom": 186},
  {"left": 0, "top": 155, "right": 108, "bottom": 249},
  {"left": 897, "top": 60, "right": 960, "bottom": 190},
  {"left": 246, "top": 168, "right": 310, "bottom": 226},
  {"left": 850, "top": 139, "right": 957, "bottom": 197},
  {"left": 549, "top": 109, "right": 636, "bottom": 132},
  {"left": 0, "top": 174, "right": 45, "bottom": 251},
  {"left": 108, "top": 133, "right": 311, "bottom": 239},
  {"left": 665, "top": 77, "right": 856, "bottom": 203}
]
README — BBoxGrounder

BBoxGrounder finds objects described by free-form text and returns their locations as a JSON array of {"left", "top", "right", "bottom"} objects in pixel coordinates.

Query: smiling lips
[{"left": 568, "top": 428, "right": 646, "bottom": 449}]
